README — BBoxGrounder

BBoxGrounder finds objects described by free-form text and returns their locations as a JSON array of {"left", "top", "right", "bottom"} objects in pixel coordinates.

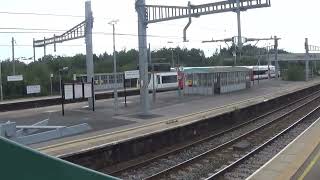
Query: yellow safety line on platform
[
  {"left": 37, "top": 82, "right": 320, "bottom": 154},
  {"left": 298, "top": 150, "right": 320, "bottom": 180},
  {"left": 37, "top": 95, "right": 266, "bottom": 152}
]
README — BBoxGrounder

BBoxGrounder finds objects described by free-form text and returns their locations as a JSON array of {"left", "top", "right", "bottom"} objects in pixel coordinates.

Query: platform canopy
[{"left": 183, "top": 66, "right": 251, "bottom": 95}]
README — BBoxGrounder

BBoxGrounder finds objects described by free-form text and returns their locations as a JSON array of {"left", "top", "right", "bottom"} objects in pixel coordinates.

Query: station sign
[
  {"left": 125, "top": 70, "right": 140, "bottom": 79},
  {"left": 64, "top": 85, "right": 73, "bottom": 100},
  {"left": 7, "top": 75, "right": 23, "bottom": 82},
  {"left": 64, "top": 83, "right": 93, "bottom": 100},
  {"left": 62, "top": 82, "right": 94, "bottom": 116},
  {"left": 84, "top": 83, "right": 92, "bottom": 98},
  {"left": 26, "top": 85, "right": 41, "bottom": 94}
]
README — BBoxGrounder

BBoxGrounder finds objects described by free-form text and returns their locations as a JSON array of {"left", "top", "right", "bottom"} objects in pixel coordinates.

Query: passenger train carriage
[{"left": 76, "top": 65, "right": 277, "bottom": 91}]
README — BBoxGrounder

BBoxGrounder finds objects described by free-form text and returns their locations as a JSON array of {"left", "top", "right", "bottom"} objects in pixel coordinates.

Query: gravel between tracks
[
  {"left": 116, "top": 93, "right": 320, "bottom": 180},
  {"left": 219, "top": 108, "right": 320, "bottom": 180}
]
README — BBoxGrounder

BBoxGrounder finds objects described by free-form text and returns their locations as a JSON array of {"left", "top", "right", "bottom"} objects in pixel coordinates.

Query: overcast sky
[{"left": 0, "top": 0, "right": 319, "bottom": 62}]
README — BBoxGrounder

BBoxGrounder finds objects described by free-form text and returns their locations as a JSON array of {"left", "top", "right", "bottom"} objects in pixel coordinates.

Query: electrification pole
[
  {"left": 136, "top": 0, "right": 150, "bottom": 115},
  {"left": 109, "top": 20, "right": 119, "bottom": 114},
  {"left": 274, "top": 36, "right": 279, "bottom": 79},
  {"left": 85, "top": 1, "right": 95, "bottom": 108},
  {"left": 12, "top": 37, "right": 15, "bottom": 75},
  {"left": 305, "top": 38, "right": 310, "bottom": 81},
  {"left": 33, "top": 38, "right": 36, "bottom": 62},
  {"left": 135, "top": 0, "right": 270, "bottom": 115},
  {"left": 267, "top": 45, "right": 271, "bottom": 79},
  {"left": 50, "top": 74, "right": 53, "bottom": 95},
  {"left": 43, "top": 37, "right": 46, "bottom": 57},
  {"left": 149, "top": 43, "right": 156, "bottom": 102},
  {"left": 236, "top": 0, "right": 242, "bottom": 50}
]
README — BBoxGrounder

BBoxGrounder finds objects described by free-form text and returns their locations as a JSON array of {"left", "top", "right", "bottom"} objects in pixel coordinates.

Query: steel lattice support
[
  {"left": 33, "top": 21, "right": 86, "bottom": 50},
  {"left": 33, "top": 1, "right": 94, "bottom": 108},
  {"left": 144, "top": 0, "right": 271, "bottom": 23},
  {"left": 308, "top": 45, "right": 320, "bottom": 52},
  {"left": 202, "top": 36, "right": 279, "bottom": 73},
  {"left": 305, "top": 39, "right": 320, "bottom": 81}
]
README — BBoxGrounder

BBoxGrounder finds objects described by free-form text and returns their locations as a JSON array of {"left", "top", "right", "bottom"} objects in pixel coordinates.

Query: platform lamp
[
  {"left": 108, "top": 19, "right": 119, "bottom": 114},
  {"left": 59, "top": 67, "right": 69, "bottom": 96},
  {"left": 167, "top": 41, "right": 175, "bottom": 68},
  {"left": 167, "top": 41, "right": 183, "bottom": 97}
]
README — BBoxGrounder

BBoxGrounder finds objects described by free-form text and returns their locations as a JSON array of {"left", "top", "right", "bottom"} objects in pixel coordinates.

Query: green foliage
[
  {"left": 285, "top": 64, "right": 305, "bottom": 81},
  {"left": 0, "top": 45, "right": 289, "bottom": 99}
]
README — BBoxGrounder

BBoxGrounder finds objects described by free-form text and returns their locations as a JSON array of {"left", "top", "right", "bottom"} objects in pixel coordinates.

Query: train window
[
  {"left": 162, "top": 75, "right": 177, "bottom": 84},
  {"left": 157, "top": 75, "right": 160, "bottom": 84},
  {"left": 253, "top": 70, "right": 268, "bottom": 75},
  {"left": 109, "top": 75, "right": 114, "bottom": 84},
  {"left": 117, "top": 74, "right": 123, "bottom": 83}
]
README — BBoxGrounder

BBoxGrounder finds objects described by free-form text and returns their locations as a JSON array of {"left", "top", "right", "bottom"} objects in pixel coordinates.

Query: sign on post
[
  {"left": 74, "top": 84, "right": 83, "bottom": 99},
  {"left": 124, "top": 70, "right": 139, "bottom": 106},
  {"left": 7, "top": 75, "right": 23, "bottom": 82},
  {"left": 84, "top": 83, "right": 92, "bottom": 98},
  {"left": 62, "top": 82, "right": 94, "bottom": 116},
  {"left": 26, "top": 85, "right": 41, "bottom": 94},
  {"left": 125, "top": 70, "right": 140, "bottom": 79},
  {"left": 64, "top": 85, "right": 73, "bottom": 100}
]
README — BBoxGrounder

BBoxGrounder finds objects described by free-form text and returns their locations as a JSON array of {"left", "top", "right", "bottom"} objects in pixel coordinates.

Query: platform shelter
[{"left": 183, "top": 66, "right": 251, "bottom": 96}]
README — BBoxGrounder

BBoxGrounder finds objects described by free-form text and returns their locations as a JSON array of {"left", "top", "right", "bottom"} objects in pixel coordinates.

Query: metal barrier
[{"left": 0, "top": 136, "right": 119, "bottom": 180}]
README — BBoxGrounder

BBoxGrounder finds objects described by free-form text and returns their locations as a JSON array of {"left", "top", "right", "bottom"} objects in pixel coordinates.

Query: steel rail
[
  {"left": 109, "top": 90, "right": 320, "bottom": 176},
  {"left": 142, "top": 92, "right": 320, "bottom": 180},
  {"left": 206, "top": 105, "right": 320, "bottom": 180}
]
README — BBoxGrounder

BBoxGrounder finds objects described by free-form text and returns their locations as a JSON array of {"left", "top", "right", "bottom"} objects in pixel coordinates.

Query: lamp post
[
  {"left": 167, "top": 41, "right": 175, "bottom": 67},
  {"left": 50, "top": 73, "right": 53, "bottom": 95},
  {"left": 59, "top": 67, "right": 69, "bottom": 96},
  {"left": 167, "top": 41, "right": 182, "bottom": 97},
  {"left": 109, "top": 19, "right": 119, "bottom": 114}
]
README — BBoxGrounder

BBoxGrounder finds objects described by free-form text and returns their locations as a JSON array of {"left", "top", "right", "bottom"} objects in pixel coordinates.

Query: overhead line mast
[
  {"left": 33, "top": 1, "right": 94, "bottom": 109},
  {"left": 136, "top": 0, "right": 271, "bottom": 115}
]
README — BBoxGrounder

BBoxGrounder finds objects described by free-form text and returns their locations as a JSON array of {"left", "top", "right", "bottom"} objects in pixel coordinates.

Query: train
[
  {"left": 241, "top": 65, "right": 277, "bottom": 80},
  {"left": 76, "top": 65, "right": 277, "bottom": 91},
  {"left": 147, "top": 65, "right": 277, "bottom": 90}
]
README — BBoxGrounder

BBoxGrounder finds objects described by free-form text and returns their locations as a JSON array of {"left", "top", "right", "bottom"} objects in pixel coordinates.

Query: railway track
[
  {"left": 208, "top": 105, "right": 320, "bottom": 180},
  {"left": 109, "top": 90, "right": 320, "bottom": 180}
]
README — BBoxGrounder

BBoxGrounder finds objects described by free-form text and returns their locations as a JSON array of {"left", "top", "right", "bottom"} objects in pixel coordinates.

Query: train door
[
  {"left": 215, "top": 73, "right": 221, "bottom": 94},
  {"left": 148, "top": 73, "right": 159, "bottom": 90}
]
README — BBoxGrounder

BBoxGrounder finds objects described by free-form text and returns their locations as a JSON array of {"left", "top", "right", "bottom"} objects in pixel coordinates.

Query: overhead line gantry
[
  {"left": 136, "top": 0, "right": 271, "bottom": 115},
  {"left": 33, "top": 1, "right": 94, "bottom": 108}
]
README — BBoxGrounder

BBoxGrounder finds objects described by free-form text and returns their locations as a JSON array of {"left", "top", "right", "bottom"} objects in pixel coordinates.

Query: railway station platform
[
  {"left": 247, "top": 115, "right": 320, "bottom": 180},
  {"left": 1, "top": 78, "right": 319, "bottom": 157}
]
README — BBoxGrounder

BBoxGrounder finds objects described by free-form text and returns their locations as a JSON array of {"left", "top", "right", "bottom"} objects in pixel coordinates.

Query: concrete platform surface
[
  {"left": 32, "top": 79, "right": 320, "bottom": 156},
  {"left": 23, "top": 78, "right": 320, "bottom": 157},
  {"left": 247, "top": 116, "right": 320, "bottom": 180},
  {"left": 295, "top": 143, "right": 320, "bottom": 180},
  {"left": 0, "top": 88, "right": 135, "bottom": 105}
]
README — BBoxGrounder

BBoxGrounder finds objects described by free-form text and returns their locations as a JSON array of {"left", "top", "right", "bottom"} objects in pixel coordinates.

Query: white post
[
  {"left": 12, "top": 37, "right": 15, "bottom": 75},
  {"left": 136, "top": 0, "right": 150, "bottom": 115}
]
